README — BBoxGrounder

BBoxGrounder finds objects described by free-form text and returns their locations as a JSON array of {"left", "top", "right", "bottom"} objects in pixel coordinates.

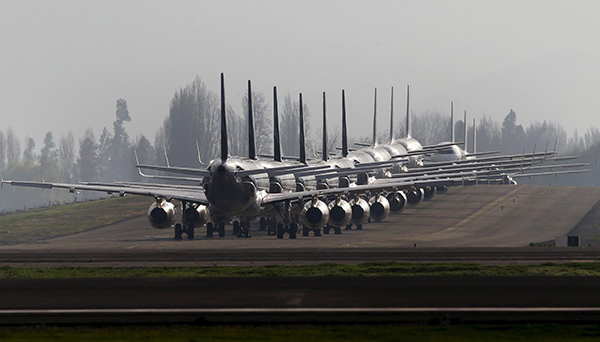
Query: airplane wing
[{"left": 1, "top": 180, "right": 209, "bottom": 205}]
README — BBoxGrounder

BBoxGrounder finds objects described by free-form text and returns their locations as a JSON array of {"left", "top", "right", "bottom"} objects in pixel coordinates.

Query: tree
[
  {"left": 105, "top": 99, "right": 132, "bottom": 181},
  {"left": 77, "top": 129, "right": 99, "bottom": 182},
  {"left": 280, "top": 93, "right": 312, "bottom": 157},
  {"left": 59, "top": 132, "right": 76, "bottom": 183},
  {"left": 6, "top": 128, "right": 20, "bottom": 163},
  {"left": 23, "top": 136, "right": 36, "bottom": 164},
  {"left": 132, "top": 134, "right": 154, "bottom": 182},
  {"left": 0, "top": 131, "right": 5, "bottom": 170},
  {"left": 242, "top": 91, "right": 271, "bottom": 155},
  {"left": 97, "top": 127, "right": 112, "bottom": 178},
  {"left": 38, "top": 132, "right": 60, "bottom": 182},
  {"left": 164, "top": 76, "right": 219, "bottom": 167}
]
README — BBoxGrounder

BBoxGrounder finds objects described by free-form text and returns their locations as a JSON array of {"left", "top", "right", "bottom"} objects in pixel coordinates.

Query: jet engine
[
  {"left": 301, "top": 198, "right": 330, "bottom": 229},
  {"left": 369, "top": 195, "right": 390, "bottom": 222},
  {"left": 423, "top": 186, "right": 437, "bottom": 201},
  {"left": 147, "top": 199, "right": 176, "bottom": 229},
  {"left": 386, "top": 191, "right": 407, "bottom": 213},
  {"left": 407, "top": 188, "right": 425, "bottom": 206},
  {"left": 184, "top": 204, "right": 209, "bottom": 227},
  {"left": 350, "top": 197, "right": 370, "bottom": 225},
  {"left": 327, "top": 198, "right": 352, "bottom": 228},
  {"left": 436, "top": 186, "right": 449, "bottom": 194}
]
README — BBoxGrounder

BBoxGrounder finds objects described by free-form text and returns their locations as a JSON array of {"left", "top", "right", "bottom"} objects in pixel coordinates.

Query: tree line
[{"left": 1, "top": 76, "right": 600, "bottom": 211}]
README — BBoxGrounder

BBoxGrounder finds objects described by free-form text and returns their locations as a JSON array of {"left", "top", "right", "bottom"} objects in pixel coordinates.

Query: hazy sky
[{"left": 1, "top": 0, "right": 599, "bottom": 148}]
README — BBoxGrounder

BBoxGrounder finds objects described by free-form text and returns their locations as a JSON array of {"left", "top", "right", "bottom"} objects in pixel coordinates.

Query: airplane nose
[{"left": 217, "top": 165, "right": 227, "bottom": 175}]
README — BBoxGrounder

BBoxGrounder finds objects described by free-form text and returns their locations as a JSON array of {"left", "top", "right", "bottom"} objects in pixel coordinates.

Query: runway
[
  {"left": 2, "top": 277, "right": 600, "bottom": 324},
  {"left": 1, "top": 185, "right": 599, "bottom": 266}
]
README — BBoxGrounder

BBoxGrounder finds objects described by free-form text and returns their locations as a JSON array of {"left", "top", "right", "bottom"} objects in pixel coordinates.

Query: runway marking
[{"left": 394, "top": 186, "right": 522, "bottom": 241}]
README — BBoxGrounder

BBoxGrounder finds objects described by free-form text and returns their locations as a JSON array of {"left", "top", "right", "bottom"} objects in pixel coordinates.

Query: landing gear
[
  {"left": 233, "top": 221, "right": 240, "bottom": 236},
  {"left": 345, "top": 223, "right": 352, "bottom": 231},
  {"left": 323, "top": 225, "right": 330, "bottom": 234},
  {"left": 174, "top": 223, "right": 183, "bottom": 240},
  {"left": 289, "top": 223, "right": 298, "bottom": 239},
  {"left": 356, "top": 224, "right": 363, "bottom": 230},
  {"left": 206, "top": 222, "right": 214, "bottom": 237},
  {"left": 302, "top": 225, "right": 310, "bottom": 237},
  {"left": 277, "top": 223, "right": 285, "bottom": 239},
  {"left": 187, "top": 224, "right": 195, "bottom": 240},
  {"left": 217, "top": 223, "right": 225, "bottom": 237},
  {"left": 238, "top": 221, "right": 251, "bottom": 238},
  {"left": 259, "top": 217, "right": 267, "bottom": 231},
  {"left": 334, "top": 227, "right": 342, "bottom": 235}
]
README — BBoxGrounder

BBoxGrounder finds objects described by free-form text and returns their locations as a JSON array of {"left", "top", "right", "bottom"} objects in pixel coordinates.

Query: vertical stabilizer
[
  {"left": 342, "top": 89, "right": 349, "bottom": 158},
  {"left": 463, "top": 110, "right": 467, "bottom": 152},
  {"left": 472, "top": 117, "right": 476, "bottom": 154},
  {"left": 406, "top": 84, "right": 411, "bottom": 138},
  {"left": 372, "top": 87, "right": 377, "bottom": 145},
  {"left": 273, "top": 86, "right": 282, "bottom": 162},
  {"left": 389, "top": 86, "right": 394, "bottom": 142},
  {"left": 220, "top": 73, "right": 228, "bottom": 161},
  {"left": 299, "top": 93, "right": 306, "bottom": 164},
  {"left": 450, "top": 101, "right": 455, "bottom": 143},
  {"left": 247, "top": 80, "right": 256, "bottom": 160},
  {"left": 322, "top": 92, "right": 328, "bottom": 161}
]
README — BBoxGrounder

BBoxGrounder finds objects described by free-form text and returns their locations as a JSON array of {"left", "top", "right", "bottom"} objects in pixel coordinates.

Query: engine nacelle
[
  {"left": 436, "top": 186, "right": 449, "bottom": 194},
  {"left": 369, "top": 195, "right": 390, "bottom": 222},
  {"left": 407, "top": 188, "right": 425, "bottom": 206},
  {"left": 386, "top": 191, "right": 407, "bottom": 213},
  {"left": 327, "top": 198, "right": 352, "bottom": 228},
  {"left": 184, "top": 204, "right": 209, "bottom": 227},
  {"left": 350, "top": 197, "right": 370, "bottom": 225},
  {"left": 147, "top": 200, "right": 176, "bottom": 229},
  {"left": 423, "top": 186, "right": 437, "bottom": 201},
  {"left": 301, "top": 198, "right": 330, "bottom": 229}
]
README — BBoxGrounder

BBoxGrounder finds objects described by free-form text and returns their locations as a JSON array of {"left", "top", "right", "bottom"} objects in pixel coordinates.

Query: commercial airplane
[{"left": 3, "top": 74, "right": 592, "bottom": 242}]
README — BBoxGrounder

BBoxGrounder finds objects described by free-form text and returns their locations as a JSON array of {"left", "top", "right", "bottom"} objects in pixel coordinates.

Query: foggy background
[{"left": 1, "top": 0, "right": 600, "bottom": 211}]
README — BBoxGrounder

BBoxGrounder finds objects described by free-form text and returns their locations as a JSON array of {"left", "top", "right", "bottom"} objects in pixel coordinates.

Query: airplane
[{"left": 3, "top": 74, "right": 592, "bottom": 242}]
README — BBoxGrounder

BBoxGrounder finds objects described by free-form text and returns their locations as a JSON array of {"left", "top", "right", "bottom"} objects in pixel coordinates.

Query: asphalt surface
[
  {"left": 1, "top": 185, "right": 599, "bottom": 266},
  {"left": 3, "top": 277, "right": 600, "bottom": 324}
]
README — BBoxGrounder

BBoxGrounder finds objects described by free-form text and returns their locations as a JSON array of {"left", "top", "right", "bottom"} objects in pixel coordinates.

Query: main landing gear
[
  {"left": 174, "top": 223, "right": 195, "bottom": 240},
  {"left": 206, "top": 221, "right": 226, "bottom": 238}
]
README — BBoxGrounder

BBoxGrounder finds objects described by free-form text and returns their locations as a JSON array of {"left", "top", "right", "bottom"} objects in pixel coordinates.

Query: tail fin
[
  {"left": 247, "top": 80, "right": 256, "bottom": 160},
  {"left": 273, "top": 86, "right": 282, "bottom": 162},
  {"left": 406, "top": 84, "right": 411, "bottom": 138},
  {"left": 389, "top": 86, "right": 394, "bottom": 142},
  {"left": 322, "top": 91, "right": 328, "bottom": 161},
  {"left": 463, "top": 110, "right": 467, "bottom": 152},
  {"left": 372, "top": 87, "right": 377, "bottom": 145},
  {"left": 342, "top": 89, "right": 349, "bottom": 158},
  {"left": 472, "top": 117, "right": 476, "bottom": 153},
  {"left": 220, "top": 73, "right": 228, "bottom": 161},
  {"left": 450, "top": 101, "right": 455, "bottom": 143},
  {"left": 299, "top": 93, "right": 306, "bottom": 164}
]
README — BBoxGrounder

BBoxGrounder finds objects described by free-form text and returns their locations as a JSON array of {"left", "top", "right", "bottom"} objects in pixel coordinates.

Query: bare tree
[
  {"left": 242, "top": 91, "right": 271, "bottom": 155},
  {"left": 23, "top": 136, "right": 36, "bottom": 163},
  {"left": 59, "top": 132, "right": 76, "bottom": 182},
  {"left": 77, "top": 129, "right": 99, "bottom": 182}
]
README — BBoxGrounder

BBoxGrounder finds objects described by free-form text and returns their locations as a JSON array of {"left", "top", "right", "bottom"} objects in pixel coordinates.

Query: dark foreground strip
[{"left": 3, "top": 308, "right": 600, "bottom": 325}]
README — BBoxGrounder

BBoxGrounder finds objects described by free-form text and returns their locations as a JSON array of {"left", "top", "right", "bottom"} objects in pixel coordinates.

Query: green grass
[
  {"left": 0, "top": 324, "right": 599, "bottom": 342},
  {"left": 0, "top": 196, "right": 149, "bottom": 245},
  {"left": 3, "top": 262, "right": 600, "bottom": 278}
]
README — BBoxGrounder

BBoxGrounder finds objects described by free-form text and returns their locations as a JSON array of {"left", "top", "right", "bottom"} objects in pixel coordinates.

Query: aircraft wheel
[
  {"left": 276, "top": 223, "right": 284, "bottom": 239},
  {"left": 323, "top": 226, "right": 330, "bottom": 235},
  {"left": 314, "top": 228, "right": 322, "bottom": 237},
  {"left": 233, "top": 221, "right": 241, "bottom": 237},
  {"left": 206, "top": 222, "right": 214, "bottom": 237},
  {"left": 259, "top": 217, "right": 267, "bottom": 231},
  {"left": 218, "top": 223, "right": 225, "bottom": 237},
  {"left": 334, "top": 227, "right": 342, "bottom": 235},
  {"left": 356, "top": 224, "right": 363, "bottom": 230},
  {"left": 345, "top": 223, "right": 352, "bottom": 231},
  {"left": 302, "top": 225, "right": 310, "bottom": 237},
  {"left": 187, "top": 224, "right": 195, "bottom": 240},
  {"left": 174, "top": 223, "right": 183, "bottom": 240},
  {"left": 289, "top": 223, "right": 298, "bottom": 239}
]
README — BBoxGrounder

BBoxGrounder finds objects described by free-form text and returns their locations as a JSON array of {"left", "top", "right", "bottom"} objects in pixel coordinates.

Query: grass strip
[
  {"left": 3, "top": 262, "right": 600, "bottom": 278},
  {"left": 0, "top": 324, "right": 600, "bottom": 342},
  {"left": 0, "top": 196, "right": 149, "bottom": 245}
]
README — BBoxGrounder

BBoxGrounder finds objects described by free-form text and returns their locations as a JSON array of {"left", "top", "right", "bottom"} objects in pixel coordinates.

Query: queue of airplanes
[{"left": 1, "top": 74, "right": 593, "bottom": 240}]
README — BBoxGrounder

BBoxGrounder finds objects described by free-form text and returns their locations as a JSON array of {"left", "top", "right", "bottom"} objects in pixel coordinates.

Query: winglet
[
  {"left": 163, "top": 146, "right": 170, "bottom": 167},
  {"left": 406, "top": 84, "right": 411, "bottom": 138},
  {"left": 196, "top": 141, "right": 205, "bottom": 165},
  {"left": 450, "top": 101, "right": 455, "bottom": 143},
  {"left": 134, "top": 149, "right": 140, "bottom": 165}
]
